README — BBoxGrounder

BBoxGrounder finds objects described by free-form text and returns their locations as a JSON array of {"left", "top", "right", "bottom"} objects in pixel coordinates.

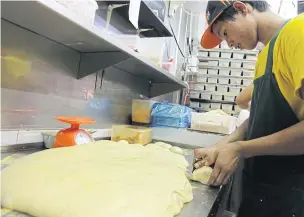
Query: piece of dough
[
  {"left": 169, "top": 146, "right": 184, "bottom": 155},
  {"left": 1, "top": 141, "right": 193, "bottom": 217},
  {"left": 190, "top": 166, "right": 213, "bottom": 185},
  {"left": 118, "top": 140, "right": 129, "bottom": 144},
  {"left": 154, "top": 142, "right": 172, "bottom": 149}
]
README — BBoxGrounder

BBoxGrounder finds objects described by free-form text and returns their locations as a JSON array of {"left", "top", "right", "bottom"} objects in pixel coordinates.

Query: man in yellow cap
[{"left": 194, "top": 1, "right": 304, "bottom": 216}]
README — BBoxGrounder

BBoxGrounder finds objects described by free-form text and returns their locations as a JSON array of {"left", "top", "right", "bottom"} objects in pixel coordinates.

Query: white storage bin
[
  {"left": 243, "top": 79, "right": 253, "bottom": 86},
  {"left": 201, "top": 93, "right": 211, "bottom": 100},
  {"left": 212, "top": 94, "right": 223, "bottom": 101},
  {"left": 218, "top": 78, "right": 230, "bottom": 84},
  {"left": 207, "top": 77, "right": 218, "bottom": 84},
  {"left": 205, "top": 84, "right": 216, "bottom": 91},
  {"left": 242, "top": 70, "right": 254, "bottom": 77},
  {"left": 190, "top": 101, "right": 200, "bottom": 108},
  {"left": 208, "top": 60, "right": 219, "bottom": 66},
  {"left": 219, "top": 69, "right": 230, "bottom": 76},
  {"left": 229, "top": 87, "right": 241, "bottom": 93},
  {"left": 233, "top": 52, "right": 245, "bottom": 59},
  {"left": 221, "top": 52, "right": 232, "bottom": 58},
  {"left": 243, "top": 62, "right": 256, "bottom": 69},
  {"left": 190, "top": 92, "right": 200, "bottom": 99},
  {"left": 222, "top": 104, "right": 234, "bottom": 112},
  {"left": 230, "top": 69, "right": 242, "bottom": 76},
  {"left": 231, "top": 61, "right": 242, "bottom": 68},
  {"left": 219, "top": 60, "right": 230, "bottom": 67},
  {"left": 208, "top": 69, "right": 218, "bottom": 75},
  {"left": 210, "top": 52, "right": 220, "bottom": 58},
  {"left": 211, "top": 103, "right": 221, "bottom": 110},
  {"left": 246, "top": 54, "right": 258, "bottom": 60},
  {"left": 199, "top": 61, "right": 209, "bottom": 67},
  {"left": 230, "top": 78, "right": 242, "bottom": 85},
  {"left": 197, "top": 76, "right": 207, "bottom": 83},
  {"left": 200, "top": 103, "right": 211, "bottom": 110},
  {"left": 198, "top": 69, "right": 208, "bottom": 74},
  {"left": 194, "top": 85, "right": 205, "bottom": 91},
  {"left": 199, "top": 51, "right": 209, "bottom": 57},
  {"left": 224, "top": 95, "right": 236, "bottom": 102},
  {"left": 190, "top": 111, "right": 237, "bottom": 135},
  {"left": 217, "top": 85, "right": 228, "bottom": 93}
]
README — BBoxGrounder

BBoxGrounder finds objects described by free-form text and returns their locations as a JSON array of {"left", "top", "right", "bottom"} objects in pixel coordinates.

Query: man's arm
[
  {"left": 235, "top": 84, "right": 253, "bottom": 110},
  {"left": 239, "top": 120, "right": 304, "bottom": 158}
]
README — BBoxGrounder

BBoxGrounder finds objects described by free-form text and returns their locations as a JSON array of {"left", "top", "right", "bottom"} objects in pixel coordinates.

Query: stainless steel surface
[
  {"left": 1, "top": 0, "right": 186, "bottom": 95},
  {"left": 1, "top": 141, "right": 221, "bottom": 217},
  {"left": 152, "top": 128, "right": 225, "bottom": 149},
  {"left": 1, "top": 19, "right": 143, "bottom": 130}
]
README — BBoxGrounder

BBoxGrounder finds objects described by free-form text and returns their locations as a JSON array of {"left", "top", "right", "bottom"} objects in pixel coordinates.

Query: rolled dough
[
  {"left": 190, "top": 166, "right": 213, "bottom": 185},
  {"left": 1, "top": 141, "right": 193, "bottom": 217},
  {"left": 169, "top": 146, "right": 184, "bottom": 155},
  {"left": 154, "top": 142, "right": 172, "bottom": 149}
]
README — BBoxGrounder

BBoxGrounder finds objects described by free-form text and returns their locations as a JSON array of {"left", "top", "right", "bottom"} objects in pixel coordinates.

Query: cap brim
[{"left": 200, "top": 11, "right": 224, "bottom": 49}]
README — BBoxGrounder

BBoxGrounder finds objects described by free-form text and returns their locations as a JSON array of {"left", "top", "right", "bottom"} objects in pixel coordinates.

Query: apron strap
[{"left": 265, "top": 19, "right": 291, "bottom": 74}]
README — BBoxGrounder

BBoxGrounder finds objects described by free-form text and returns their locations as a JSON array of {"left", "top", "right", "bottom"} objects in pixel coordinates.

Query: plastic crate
[
  {"left": 205, "top": 84, "right": 216, "bottom": 91},
  {"left": 210, "top": 51, "right": 220, "bottom": 58},
  {"left": 230, "top": 78, "right": 242, "bottom": 85},
  {"left": 221, "top": 52, "right": 232, "bottom": 58},
  {"left": 217, "top": 85, "right": 228, "bottom": 92},
  {"left": 230, "top": 69, "right": 242, "bottom": 76},
  {"left": 208, "top": 69, "right": 218, "bottom": 75},
  {"left": 218, "top": 78, "right": 230, "bottom": 84},
  {"left": 219, "top": 60, "right": 230, "bottom": 67},
  {"left": 207, "top": 77, "right": 218, "bottom": 84},
  {"left": 212, "top": 94, "right": 223, "bottom": 101},
  {"left": 219, "top": 69, "right": 230, "bottom": 76}
]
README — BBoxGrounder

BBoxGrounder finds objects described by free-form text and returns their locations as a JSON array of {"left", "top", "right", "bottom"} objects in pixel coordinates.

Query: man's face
[{"left": 212, "top": 11, "right": 258, "bottom": 50}]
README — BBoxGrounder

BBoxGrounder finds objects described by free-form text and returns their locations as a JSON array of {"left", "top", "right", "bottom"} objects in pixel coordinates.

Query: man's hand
[{"left": 194, "top": 142, "right": 242, "bottom": 186}]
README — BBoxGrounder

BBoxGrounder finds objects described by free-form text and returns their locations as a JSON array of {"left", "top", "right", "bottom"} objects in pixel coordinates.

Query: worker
[
  {"left": 195, "top": 1, "right": 304, "bottom": 216},
  {"left": 235, "top": 83, "right": 253, "bottom": 110}
]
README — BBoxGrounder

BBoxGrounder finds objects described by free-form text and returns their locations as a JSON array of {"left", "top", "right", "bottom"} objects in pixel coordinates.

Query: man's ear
[{"left": 233, "top": 1, "right": 248, "bottom": 15}]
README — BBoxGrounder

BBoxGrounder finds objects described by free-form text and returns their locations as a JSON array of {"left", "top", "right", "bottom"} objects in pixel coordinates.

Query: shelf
[
  {"left": 1, "top": 0, "right": 185, "bottom": 97},
  {"left": 190, "top": 107, "right": 239, "bottom": 115},
  {"left": 185, "top": 73, "right": 254, "bottom": 80},
  {"left": 190, "top": 98, "right": 236, "bottom": 105},
  {"left": 190, "top": 82, "right": 247, "bottom": 88},
  {"left": 190, "top": 91, "right": 239, "bottom": 97},
  {"left": 199, "top": 48, "right": 259, "bottom": 55},
  {"left": 101, "top": 1, "right": 172, "bottom": 37},
  {"left": 198, "top": 65, "right": 255, "bottom": 71},
  {"left": 198, "top": 57, "right": 256, "bottom": 63}
]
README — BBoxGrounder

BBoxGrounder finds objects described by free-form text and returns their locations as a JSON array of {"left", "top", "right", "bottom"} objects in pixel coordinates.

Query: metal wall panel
[{"left": 1, "top": 19, "right": 143, "bottom": 130}]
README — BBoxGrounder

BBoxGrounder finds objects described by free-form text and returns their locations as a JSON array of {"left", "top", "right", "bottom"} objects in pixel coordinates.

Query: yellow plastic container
[
  {"left": 132, "top": 99, "right": 156, "bottom": 124},
  {"left": 111, "top": 125, "right": 152, "bottom": 145}
]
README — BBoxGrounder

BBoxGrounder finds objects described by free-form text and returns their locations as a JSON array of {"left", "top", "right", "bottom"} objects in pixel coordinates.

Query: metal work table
[{"left": 1, "top": 130, "right": 228, "bottom": 217}]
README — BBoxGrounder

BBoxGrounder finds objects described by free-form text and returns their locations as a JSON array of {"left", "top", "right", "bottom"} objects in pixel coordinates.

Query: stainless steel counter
[{"left": 1, "top": 130, "right": 227, "bottom": 217}]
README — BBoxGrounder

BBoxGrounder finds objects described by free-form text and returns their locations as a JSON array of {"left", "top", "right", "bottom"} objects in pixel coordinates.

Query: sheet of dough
[{"left": 1, "top": 141, "right": 193, "bottom": 217}]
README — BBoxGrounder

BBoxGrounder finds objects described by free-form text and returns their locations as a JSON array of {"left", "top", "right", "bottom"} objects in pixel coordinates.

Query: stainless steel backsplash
[{"left": 1, "top": 19, "right": 149, "bottom": 130}]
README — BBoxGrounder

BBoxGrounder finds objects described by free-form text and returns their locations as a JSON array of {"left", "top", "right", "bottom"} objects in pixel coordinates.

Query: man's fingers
[
  {"left": 194, "top": 160, "right": 206, "bottom": 169},
  {"left": 208, "top": 165, "right": 221, "bottom": 185},
  {"left": 194, "top": 149, "right": 206, "bottom": 159},
  {"left": 222, "top": 173, "right": 232, "bottom": 185},
  {"left": 213, "top": 170, "right": 228, "bottom": 186}
]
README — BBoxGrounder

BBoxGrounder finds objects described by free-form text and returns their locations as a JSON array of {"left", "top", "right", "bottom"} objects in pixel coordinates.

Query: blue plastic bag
[{"left": 150, "top": 102, "right": 192, "bottom": 128}]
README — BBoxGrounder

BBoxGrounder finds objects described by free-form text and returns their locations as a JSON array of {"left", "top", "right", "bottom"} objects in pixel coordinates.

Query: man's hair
[{"left": 214, "top": 1, "right": 270, "bottom": 24}]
